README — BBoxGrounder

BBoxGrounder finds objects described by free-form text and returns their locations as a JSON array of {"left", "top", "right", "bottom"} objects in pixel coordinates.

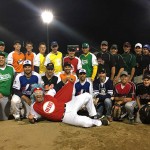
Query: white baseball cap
[
  {"left": 135, "top": 43, "right": 142, "bottom": 48},
  {"left": 79, "top": 69, "right": 86, "bottom": 74},
  {"left": 23, "top": 60, "right": 32, "bottom": 66}
]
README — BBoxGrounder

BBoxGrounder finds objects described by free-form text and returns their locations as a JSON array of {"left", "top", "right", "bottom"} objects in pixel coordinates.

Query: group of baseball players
[{"left": 0, "top": 39, "right": 150, "bottom": 127}]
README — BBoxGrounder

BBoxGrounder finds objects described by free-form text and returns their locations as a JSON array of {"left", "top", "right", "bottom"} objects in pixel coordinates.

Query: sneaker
[
  {"left": 15, "top": 117, "right": 21, "bottom": 121},
  {"left": 107, "top": 116, "right": 113, "bottom": 122},
  {"left": 101, "top": 119, "right": 110, "bottom": 126},
  {"left": 128, "top": 119, "right": 135, "bottom": 125}
]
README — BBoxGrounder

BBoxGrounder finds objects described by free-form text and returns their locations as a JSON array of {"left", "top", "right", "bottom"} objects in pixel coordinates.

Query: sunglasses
[{"left": 82, "top": 47, "right": 88, "bottom": 49}]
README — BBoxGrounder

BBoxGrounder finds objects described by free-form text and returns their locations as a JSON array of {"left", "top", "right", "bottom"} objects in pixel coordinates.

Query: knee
[
  {"left": 125, "top": 102, "right": 133, "bottom": 110},
  {"left": 104, "top": 98, "right": 112, "bottom": 105},
  {"left": 11, "top": 94, "right": 21, "bottom": 104}
]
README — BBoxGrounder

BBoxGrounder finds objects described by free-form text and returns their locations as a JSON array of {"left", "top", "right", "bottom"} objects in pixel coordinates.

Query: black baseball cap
[
  {"left": 143, "top": 74, "right": 150, "bottom": 80},
  {"left": 98, "top": 67, "right": 106, "bottom": 74},
  {"left": 46, "top": 63, "right": 54, "bottom": 70},
  {"left": 14, "top": 40, "right": 21, "bottom": 45},
  {"left": 64, "top": 62, "right": 72, "bottom": 68}
]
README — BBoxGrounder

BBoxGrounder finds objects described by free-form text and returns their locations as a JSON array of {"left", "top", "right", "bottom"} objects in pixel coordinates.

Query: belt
[{"left": 61, "top": 104, "right": 66, "bottom": 121}]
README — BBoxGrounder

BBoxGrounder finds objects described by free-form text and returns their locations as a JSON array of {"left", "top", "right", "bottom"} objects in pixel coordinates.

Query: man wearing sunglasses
[
  {"left": 63, "top": 46, "right": 82, "bottom": 74},
  {"left": 44, "top": 41, "right": 63, "bottom": 74}
]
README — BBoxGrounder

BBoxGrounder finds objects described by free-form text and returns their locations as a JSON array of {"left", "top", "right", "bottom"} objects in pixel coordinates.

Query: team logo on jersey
[
  {"left": 82, "top": 60, "right": 88, "bottom": 65},
  {"left": 0, "top": 73, "right": 11, "bottom": 81},
  {"left": 43, "top": 101, "right": 55, "bottom": 114}
]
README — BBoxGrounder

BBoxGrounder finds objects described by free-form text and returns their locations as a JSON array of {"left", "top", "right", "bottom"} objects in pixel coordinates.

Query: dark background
[{"left": 0, "top": 0, "right": 150, "bottom": 54}]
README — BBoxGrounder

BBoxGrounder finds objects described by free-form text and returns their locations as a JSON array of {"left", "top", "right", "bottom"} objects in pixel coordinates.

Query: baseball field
[{"left": 0, "top": 120, "right": 149, "bottom": 150}]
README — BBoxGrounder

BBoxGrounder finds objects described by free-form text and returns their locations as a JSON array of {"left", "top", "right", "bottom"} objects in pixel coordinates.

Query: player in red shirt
[{"left": 28, "top": 81, "right": 109, "bottom": 127}]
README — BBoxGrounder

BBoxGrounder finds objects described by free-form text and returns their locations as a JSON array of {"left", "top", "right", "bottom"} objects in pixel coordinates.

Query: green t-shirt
[
  {"left": 80, "top": 52, "right": 97, "bottom": 77},
  {"left": 0, "top": 65, "right": 14, "bottom": 96},
  {"left": 121, "top": 53, "right": 136, "bottom": 74}
]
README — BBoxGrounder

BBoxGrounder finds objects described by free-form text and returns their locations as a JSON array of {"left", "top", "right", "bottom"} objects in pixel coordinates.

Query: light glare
[{"left": 41, "top": 10, "right": 53, "bottom": 24}]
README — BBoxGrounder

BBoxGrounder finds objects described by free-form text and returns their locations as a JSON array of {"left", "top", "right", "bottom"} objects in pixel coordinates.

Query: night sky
[{"left": 0, "top": 0, "right": 150, "bottom": 53}]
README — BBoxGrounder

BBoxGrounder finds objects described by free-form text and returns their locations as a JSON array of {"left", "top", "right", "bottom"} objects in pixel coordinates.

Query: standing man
[
  {"left": 34, "top": 42, "right": 46, "bottom": 74},
  {"left": 0, "top": 41, "right": 8, "bottom": 58},
  {"left": 110, "top": 44, "right": 125, "bottom": 84},
  {"left": 11, "top": 60, "right": 42, "bottom": 120},
  {"left": 0, "top": 52, "right": 14, "bottom": 120},
  {"left": 121, "top": 42, "right": 136, "bottom": 81},
  {"left": 63, "top": 46, "right": 82, "bottom": 74},
  {"left": 96, "top": 41, "right": 115, "bottom": 80},
  {"left": 134, "top": 43, "right": 145, "bottom": 84},
  {"left": 80, "top": 43, "right": 98, "bottom": 82},
  {"left": 44, "top": 41, "right": 63, "bottom": 74},
  {"left": 7, "top": 40, "right": 25, "bottom": 74},
  {"left": 25, "top": 41, "right": 36, "bottom": 70}
]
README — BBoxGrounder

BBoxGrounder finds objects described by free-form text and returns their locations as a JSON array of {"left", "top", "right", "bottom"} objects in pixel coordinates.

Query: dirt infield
[{"left": 0, "top": 120, "right": 149, "bottom": 150}]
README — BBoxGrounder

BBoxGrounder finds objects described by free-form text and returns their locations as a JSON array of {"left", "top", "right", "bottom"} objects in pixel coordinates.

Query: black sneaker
[
  {"left": 101, "top": 119, "right": 110, "bottom": 126},
  {"left": 128, "top": 119, "right": 135, "bottom": 125}
]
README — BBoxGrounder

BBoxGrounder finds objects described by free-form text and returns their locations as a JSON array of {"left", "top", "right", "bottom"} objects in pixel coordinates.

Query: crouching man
[
  {"left": 28, "top": 81, "right": 109, "bottom": 127},
  {"left": 113, "top": 71, "right": 136, "bottom": 124}
]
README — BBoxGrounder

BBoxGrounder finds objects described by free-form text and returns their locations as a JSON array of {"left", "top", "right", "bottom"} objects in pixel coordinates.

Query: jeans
[
  {"left": 97, "top": 98, "right": 112, "bottom": 118},
  {"left": 125, "top": 101, "right": 137, "bottom": 119}
]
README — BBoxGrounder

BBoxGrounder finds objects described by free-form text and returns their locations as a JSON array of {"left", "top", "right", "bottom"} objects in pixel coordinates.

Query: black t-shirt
[
  {"left": 113, "top": 54, "right": 125, "bottom": 76},
  {"left": 42, "top": 75, "right": 58, "bottom": 86},
  {"left": 96, "top": 51, "right": 115, "bottom": 77},
  {"left": 136, "top": 83, "right": 150, "bottom": 105}
]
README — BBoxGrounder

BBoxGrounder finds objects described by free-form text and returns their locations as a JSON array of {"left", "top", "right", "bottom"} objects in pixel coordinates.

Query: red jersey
[
  {"left": 63, "top": 56, "right": 82, "bottom": 73},
  {"left": 33, "top": 95, "right": 65, "bottom": 121},
  {"left": 32, "top": 81, "right": 74, "bottom": 121},
  {"left": 114, "top": 82, "right": 135, "bottom": 99}
]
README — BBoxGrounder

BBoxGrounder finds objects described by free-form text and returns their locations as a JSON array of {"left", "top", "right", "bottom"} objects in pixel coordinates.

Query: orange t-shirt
[
  {"left": 25, "top": 52, "right": 36, "bottom": 70},
  {"left": 7, "top": 51, "right": 25, "bottom": 73},
  {"left": 60, "top": 73, "right": 76, "bottom": 82}
]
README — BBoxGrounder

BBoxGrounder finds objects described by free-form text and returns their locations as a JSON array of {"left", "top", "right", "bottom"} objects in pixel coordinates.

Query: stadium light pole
[{"left": 41, "top": 10, "right": 53, "bottom": 53}]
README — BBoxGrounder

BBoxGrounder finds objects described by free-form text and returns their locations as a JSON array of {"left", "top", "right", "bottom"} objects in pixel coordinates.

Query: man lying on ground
[{"left": 28, "top": 80, "right": 109, "bottom": 127}]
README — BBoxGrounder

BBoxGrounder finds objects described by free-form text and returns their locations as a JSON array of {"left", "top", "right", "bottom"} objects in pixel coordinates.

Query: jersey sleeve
[
  {"left": 7, "top": 52, "right": 13, "bottom": 65},
  {"left": 12, "top": 73, "right": 22, "bottom": 90},
  {"left": 34, "top": 54, "right": 40, "bottom": 66},
  {"left": 91, "top": 53, "right": 98, "bottom": 66},
  {"left": 44, "top": 54, "right": 51, "bottom": 66},
  {"left": 31, "top": 104, "right": 41, "bottom": 119},
  {"left": 76, "top": 57, "right": 82, "bottom": 70}
]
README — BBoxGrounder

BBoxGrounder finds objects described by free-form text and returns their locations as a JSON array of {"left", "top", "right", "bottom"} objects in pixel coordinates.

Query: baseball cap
[
  {"left": 110, "top": 44, "right": 118, "bottom": 49},
  {"left": 143, "top": 44, "right": 149, "bottom": 50},
  {"left": 98, "top": 67, "right": 106, "bottom": 74},
  {"left": 23, "top": 60, "right": 32, "bottom": 66},
  {"left": 82, "top": 43, "right": 89, "bottom": 48},
  {"left": 46, "top": 63, "right": 54, "bottom": 70},
  {"left": 120, "top": 71, "right": 128, "bottom": 76},
  {"left": 143, "top": 74, "right": 150, "bottom": 80},
  {"left": 0, "top": 41, "right": 5, "bottom": 46},
  {"left": 64, "top": 62, "right": 72, "bottom": 67},
  {"left": 0, "top": 51, "right": 6, "bottom": 57},
  {"left": 14, "top": 40, "right": 21, "bottom": 45},
  {"left": 51, "top": 41, "right": 58, "bottom": 47},
  {"left": 79, "top": 69, "right": 86, "bottom": 74},
  {"left": 123, "top": 42, "right": 131, "bottom": 47},
  {"left": 135, "top": 43, "right": 142, "bottom": 48},
  {"left": 101, "top": 41, "right": 108, "bottom": 46}
]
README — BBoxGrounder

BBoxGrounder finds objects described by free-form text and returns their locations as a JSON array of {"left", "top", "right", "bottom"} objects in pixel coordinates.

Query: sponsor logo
[
  {"left": 82, "top": 59, "right": 88, "bottom": 65},
  {"left": 43, "top": 101, "right": 55, "bottom": 114},
  {"left": 0, "top": 73, "right": 11, "bottom": 81}
]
